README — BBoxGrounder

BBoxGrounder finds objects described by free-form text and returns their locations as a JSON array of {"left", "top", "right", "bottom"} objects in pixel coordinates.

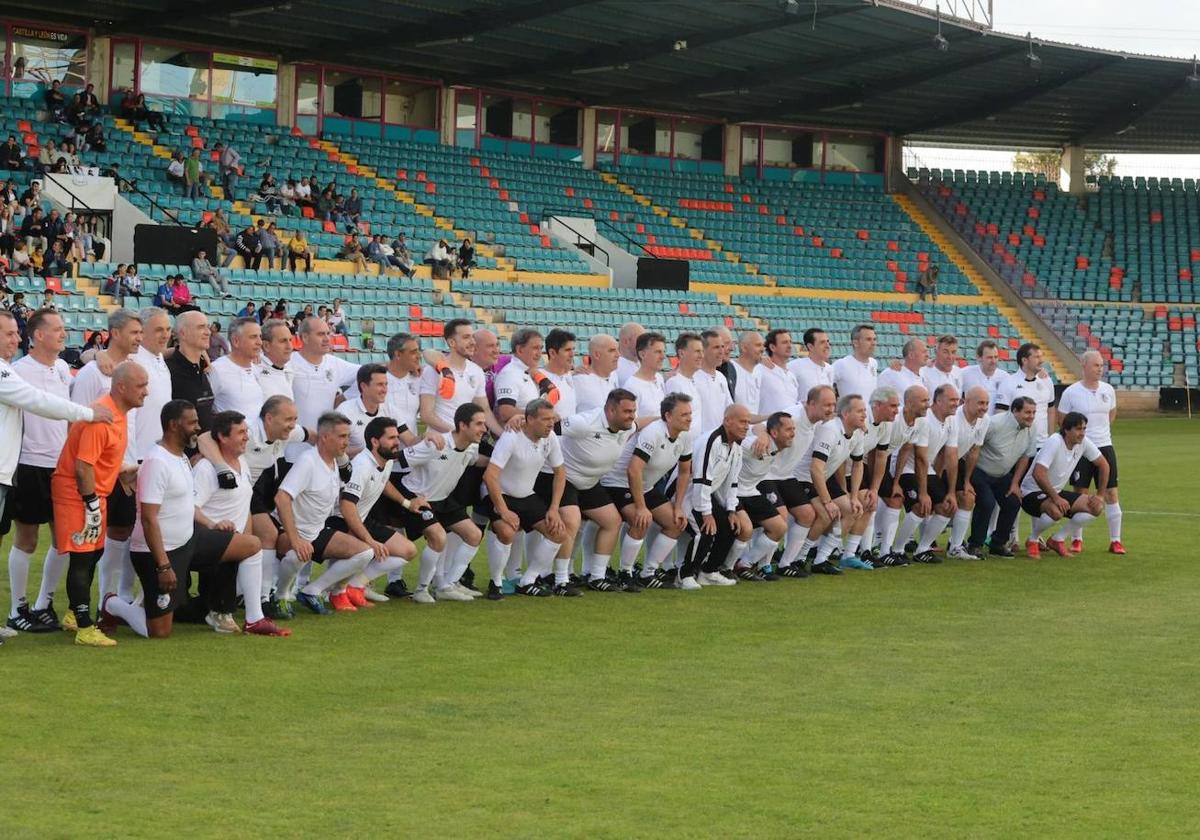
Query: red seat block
[
  {"left": 1008, "top": 338, "right": 1020, "bottom": 349},
  {"left": 1027, "top": 207, "right": 1040, "bottom": 219},
  {"left": 470, "top": 157, "right": 480, "bottom": 166},
  {"left": 582, "top": 198, "right": 593, "bottom": 209},
  {"left": 679, "top": 302, "right": 690, "bottom": 314},
  {"left": 416, "top": 171, "right": 427, "bottom": 182},
  {"left": 396, "top": 168, "right": 407, "bottom": 180},
  {"left": 519, "top": 212, "right": 529, "bottom": 224},
  {"left": 998, "top": 348, "right": 1011, "bottom": 361},
  {"left": 498, "top": 190, "right": 509, "bottom": 200},
  {"left": 1169, "top": 317, "right": 1183, "bottom": 331},
  {"left": 886, "top": 260, "right": 899, "bottom": 272},
  {"left": 988, "top": 325, "right": 1001, "bottom": 338},
  {"left": 793, "top": 226, "right": 805, "bottom": 236},
  {"left": 565, "top": 187, "right": 575, "bottom": 198},
  {"left": 408, "top": 304, "right": 423, "bottom": 318},
  {"left": 1150, "top": 210, "right": 1163, "bottom": 223},
  {"left": 1075, "top": 256, "right": 1090, "bottom": 269},
  {"left": 185, "top": 125, "right": 198, "bottom": 137},
  {"left": 16, "top": 120, "right": 30, "bottom": 132},
  {"left": 812, "top": 236, "right": 823, "bottom": 247},
  {"left": 302, "top": 206, "right": 315, "bottom": 219},
  {"left": 886, "top": 240, "right": 899, "bottom": 252},
  {"left": 724, "top": 183, "right": 734, "bottom": 193},
  {"left": 323, "top": 220, "right": 336, "bottom": 233},
  {"left": 1181, "top": 268, "right": 1194, "bottom": 281},
  {"left": 635, "top": 223, "right": 645, "bottom": 234},
  {"left": 480, "top": 166, "right": 490, "bottom": 178},
  {"left": 1033, "top": 189, "right": 1045, "bottom": 201},
  {"left": 830, "top": 248, "right": 843, "bottom": 258},
  {"left": 856, "top": 229, "right": 869, "bottom": 240}
]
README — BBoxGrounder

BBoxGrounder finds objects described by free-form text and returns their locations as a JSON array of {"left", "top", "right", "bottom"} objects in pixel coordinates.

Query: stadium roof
[{"left": 20, "top": 0, "right": 1200, "bottom": 152}]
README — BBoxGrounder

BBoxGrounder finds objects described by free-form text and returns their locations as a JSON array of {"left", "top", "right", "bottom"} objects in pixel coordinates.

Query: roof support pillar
[
  {"left": 884, "top": 134, "right": 905, "bottom": 194},
  {"left": 723, "top": 125, "right": 742, "bottom": 178},
  {"left": 1060, "top": 144, "right": 1087, "bottom": 196},
  {"left": 581, "top": 108, "right": 597, "bottom": 170}
]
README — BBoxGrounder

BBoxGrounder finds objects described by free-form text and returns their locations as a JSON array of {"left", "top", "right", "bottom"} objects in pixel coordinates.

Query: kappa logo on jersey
[
  {"left": 324, "top": 369, "right": 334, "bottom": 382},
  {"left": 1101, "top": 392, "right": 1110, "bottom": 404},
  {"left": 593, "top": 432, "right": 603, "bottom": 440},
  {"left": 0, "top": 370, "right": 9, "bottom": 379}
]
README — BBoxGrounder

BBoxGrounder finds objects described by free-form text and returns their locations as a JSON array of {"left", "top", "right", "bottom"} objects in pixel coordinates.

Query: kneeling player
[
  {"left": 1019, "top": 411, "right": 1108, "bottom": 559},
  {"left": 733, "top": 411, "right": 796, "bottom": 580},
  {"left": 802, "top": 394, "right": 870, "bottom": 574}
]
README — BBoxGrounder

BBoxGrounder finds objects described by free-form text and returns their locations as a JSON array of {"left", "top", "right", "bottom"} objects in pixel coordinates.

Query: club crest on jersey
[
  {"left": 766, "top": 492, "right": 778, "bottom": 505},
  {"left": 325, "top": 369, "right": 334, "bottom": 382}
]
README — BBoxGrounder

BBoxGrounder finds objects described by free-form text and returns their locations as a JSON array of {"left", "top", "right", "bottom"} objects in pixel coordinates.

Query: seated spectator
[
  {"left": 1, "top": 179, "right": 18, "bottom": 208},
  {"left": 38, "top": 141, "right": 60, "bottom": 173},
  {"left": 2, "top": 136, "right": 26, "bottom": 171},
  {"left": 20, "top": 179, "right": 42, "bottom": 207},
  {"left": 287, "top": 230, "right": 313, "bottom": 273},
  {"left": 45, "top": 80, "right": 67, "bottom": 123},
  {"left": 29, "top": 246, "right": 44, "bottom": 276},
  {"left": 256, "top": 300, "right": 273, "bottom": 323},
  {"left": 67, "top": 233, "right": 86, "bottom": 267},
  {"left": 69, "top": 83, "right": 101, "bottom": 125},
  {"left": 338, "top": 228, "right": 367, "bottom": 273},
  {"left": 61, "top": 211, "right": 77, "bottom": 243},
  {"left": 122, "top": 264, "right": 144, "bottom": 299},
  {"left": 425, "top": 238, "right": 452, "bottom": 278},
  {"left": 344, "top": 188, "right": 362, "bottom": 225},
  {"left": 167, "top": 152, "right": 186, "bottom": 192},
  {"left": 390, "top": 232, "right": 416, "bottom": 278},
  {"left": 359, "top": 318, "right": 375, "bottom": 351},
  {"left": 271, "top": 299, "right": 288, "bottom": 323},
  {"left": 208, "top": 320, "right": 230, "bottom": 359},
  {"left": 191, "top": 248, "right": 231, "bottom": 297},
  {"left": 20, "top": 208, "right": 47, "bottom": 252},
  {"left": 41, "top": 240, "right": 68, "bottom": 277},
  {"left": 48, "top": 158, "right": 68, "bottom": 175},
  {"left": 171, "top": 275, "right": 200, "bottom": 312},
  {"left": 153, "top": 276, "right": 179, "bottom": 312},
  {"left": 10, "top": 242, "right": 33, "bottom": 277},
  {"left": 317, "top": 188, "right": 336, "bottom": 222},
  {"left": 234, "top": 223, "right": 262, "bottom": 270},
  {"left": 40, "top": 288, "right": 57, "bottom": 311},
  {"left": 125, "top": 93, "right": 166, "bottom": 132},
  {"left": 365, "top": 234, "right": 392, "bottom": 274},
  {"left": 292, "top": 303, "right": 314, "bottom": 334},
  {"left": 457, "top": 237, "right": 476, "bottom": 279},
  {"left": 294, "top": 176, "right": 314, "bottom": 209},
  {"left": 0, "top": 206, "right": 14, "bottom": 258},
  {"left": 104, "top": 263, "right": 126, "bottom": 296},
  {"left": 85, "top": 121, "right": 107, "bottom": 154},
  {"left": 256, "top": 174, "right": 282, "bottom": 214},
  {"left": 327, "top": 298, "right": 348, "bottom": 336},
  {"left": 279, "top": 179, "right": 298, "bottom": 216},
  {"left": 241, "top": 300, "right": 259, "bottom": 322},
  {"left": 257, "top": 220, "right": 280, "bottom": 270},
  {"left": 43, "top": 209, "right": 65, "bottom": 247},
  {"left": 60, "top": 141, "right": 81, "bottom": 168},
  {"left": 79, "top": 218, "right": 107, "bottom": 261}
]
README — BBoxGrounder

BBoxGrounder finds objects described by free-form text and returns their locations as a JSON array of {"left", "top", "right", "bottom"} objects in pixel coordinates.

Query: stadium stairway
[{"left": 893, "top": 188, "right": 1076, "bottom": 382}]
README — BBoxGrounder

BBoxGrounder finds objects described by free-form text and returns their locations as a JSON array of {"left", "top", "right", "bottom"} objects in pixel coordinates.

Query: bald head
[
  {"left": 618, "top": 322, "right": 645, "bottom": 361},
  {"left": 738, "top": 331, "right": 764, "bottom": 366},
  {"left": 723, "top": 403, "right": 752, "bottom": 444},
  {"left": 175, "top": 310, "right": 210, "bottom": 355},
  {"left": 110, "top": 360, "right": 149, "bottom": 411},
  {"left": 903, "top": 384, "right": 930, "bottom": 417},
  {"left": 472, "top": 329, "right": 499, "bottom": 369},
  {"left": 588, "top": 333, "right": 619, "bottom": 377},
  {"left": 963, "top": 385, "right": 989, "bottom": 419}
]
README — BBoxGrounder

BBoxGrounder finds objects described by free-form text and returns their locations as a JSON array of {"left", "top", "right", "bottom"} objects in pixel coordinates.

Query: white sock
[
  {"left": 780, "top": 521, "right": 810, "bottom": 568},
  {"left": 1052, "top": 523, "right": 1072, "bottom": 542},
  {"left": 948, "top": 510, "right": 972, "bottom": 550},
  {"left": 723, "top": 540, "right": 749, "bottom": 571},
  {"left": 1071, "top": 511, "right": 1097, "bottom": 529},
  {"left": 619, "top": 534, "right": 644, "bottom": 572},
  {"left": 523, "top": 537, "right": 561, "bottom": 586},
  {"left": 417, "top": 547, "right": 441, "bottom": 590},
  {"left": 503, "top": 532, "right": 527, "bottom": 579},
  {"left": 587, "top": 550, "right": 611, "bottom": 580},
  {"left": 576, "top": 519, "right": 599, "bottom": 577},
  {"left": 747, "top": 530, "right": 779, "bottom": 568},
  {"left": 34, "top": 548, "right": 68, "bottom": 610},
  {"left": 302, "top": 550, "right": 373, "bottom": 596},
  {"left": 363, "top": 555, "right": 407, "bottom": 582},
  {"left": 260, "top": 548, "right": 277, "bottom": 601},
  {"left": 553, "top": 554, "right": 569, "bottom": 586},
  {"left": 860, "top": 510, "right": 877, "bottom": 552},
  {"left": 117, "top": 550, "right": 137, "bottom": 601},
  {"left": 275, "top": 550, "right": 302, "bottom": 599},
  {"left": 845, "top": 533, "right": 863, "bottom": 557},
  {"left": 892, "top": 513, "right": 922, "bottom": 553},
  {"left": 641, "top": 533, "right": 678, "bottom": 577},
  {"left": 916, "top": 514, "right": 951, "bottom": 553},
  {"left": 1105, "top": 503, "right": 1122, "bottom": 542},
  {"left": 97, "top": 537, "right": 128, "bottom": 596},
  {"left": 875, "top": 506, "right": 900, "bottom": 554},
  {"left": 238, "top": 552, "right": 265, "bottom": 623},
  {"left": 449, "top": 540, "right": 477, "bottom": 583},
  {"left": 7, "top": 546, "right": 31, "bottom": 617},
  {"left": 813, "top": 534, "right": 838, "bottom": 566},
  {"left": 486, "top": 532, "right": 511, "bottom": 586},
  {"left": 1030, "top": 514, "right": 1055, "bottom": 541},
  {"left": 104, "top": 595, "right": 147, "bottom": 637}
]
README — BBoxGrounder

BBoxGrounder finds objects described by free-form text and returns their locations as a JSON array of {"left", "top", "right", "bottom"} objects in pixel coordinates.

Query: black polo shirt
[{"left": 166, "top": 349, "right": 215, "bottom": 432}]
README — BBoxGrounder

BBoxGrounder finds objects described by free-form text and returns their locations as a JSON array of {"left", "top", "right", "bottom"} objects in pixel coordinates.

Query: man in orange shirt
[{"left": 53, "top": 361, "right": 148, "bottom": 647}]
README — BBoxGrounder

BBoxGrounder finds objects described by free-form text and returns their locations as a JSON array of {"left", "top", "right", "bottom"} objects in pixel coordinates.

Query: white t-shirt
[
  {"left": 493, "top": 356, "right": 541, "bottom": 413},
  {"left": 999, "top": 372, "right": 1057, "bottom": 444},
  {"left": 1020, "top": 433, "right": 1102, "bottom": 496},
  {"left": 544, "top": 369, "right": 577, "bottom": 419},
  {"left": 888, "top": 411, "right": 926, "bottom": 473},
  {"left": 616, "top": 356, "right": 638, "bottom": 386},
  {"left": 1057, "top": 381, "right": 1117, "bottom": 448},
  {"left": 209, "top": 355, "right": 267, "bottom": 421},
  {"left": 341, "top": 396, "right": 406, "bottom": 453},
  {"left": 286, "top": 351, "right": 359, "bottom": 460},
  {"left": 736, "top": 432, "right": 782, "bottom": 497},
  {"left": 488, "top": 429, "right": 563, "bottom": 498},
  {"left": 193, "top": 456, "right": 252, "bottom": 530},
  {"left": 244, "top": 418, "right": 306, "bottom": 484},
  {"left": 788, "top": 357, "right": 833, "bottom": 404},
  {"left": 131, "top": 346, "right": 173, "bottom": 463},
  {"left": 341, "top": 449, "right": 393, "bottom": 522},
  {"left": 399, "top": 439, "right": 479, "bottom": 502},
  {"left": 831, "top": 354, "right": 878, "bottom": 402},
  {"left": 559, "top": 407, "right": 633, "bottom": 489},
  {"left": 902, "top": 409, "right": 956, "bottom": 476},
  {"left": 385, "top": 371, "right": 421, "bottom": 433},
  {"left": 876, "top": 365, "right": 923, "bottom": 400},
  {"left": 13, "top": 355, "right": 74, "bottom": 468},
  {"left": 694, "top": 368, "right": 733, "bottom": 435},
  {"left": 960, "top": 364, "right": 1008, "bottom": 412},
  {"left": 278, "top": 446, "right": 342, "bottom": 541},
  {"left": 624, "top": 372, "right": 666, "bottom": 419},
  {"left": 797, "top": 418, "right": 865, "bottom": 482},
  {"left": 70, "top": 360, "right": 110, "bottom": 407},
  {"left": 664, "top": 370, "right": 703, "bottom": 435},
  {"left": 602, "top": 419, "right": 691, "bottom": 490},
  {"left": 767, "top": 402, "right": 818, "bottom": 482},
  {"left": 732, "top": 363, "right": 761, "bottom": 413},
  {"left": 418, "top": 358, "right": 486, "bottom": 429},
  {"left": 572, "top": 370, "right": 617, "bottom": 414},
  {"left": 757, "top": 361, "right": 798, "bottom": 415},
  {"left": 253, "top": 361, "right": 294, "bottom": 400},
  {"left": 922, "top": 364, "right": 964, "bottom": 398},
  {"left": 131, "top": 445, "right": 196, "bottom": 552},
  {"left": 953, "top": 406, "right": 990, "bottom": 456}
]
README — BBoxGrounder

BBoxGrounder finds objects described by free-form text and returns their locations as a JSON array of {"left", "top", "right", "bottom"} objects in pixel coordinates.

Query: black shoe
[
  {"left": 516, "top": 583, "right": 552, "bottom": 597},
  {"left": 718, "top": 568, "right": 738, "bottom": 582},
  {"left": 904, "top": 540, "right": 918, "bottom": 555},
  {"left": 912, "top": 550, "right": 942, "bottom": 564},
  {"left": 568, "top": 573, "right": 586, "bottom": 587},
  {"left": 604, "top": 566, "right": 618, "bottom": 581},
  {"left": 811, "top": 561, "right": 842, "bottom": 575},
  {"left": 662, "top": 568, "right": 680, "bottom": 588},
  {"left": 384, "top": 580, "right": 412, "bottom": 599},
  {"left": 8, "top": 605, "right": 54, "bottom": 633},
  {"left": 536, "top": 573, "right": 554, "bottom": 588},
  {"left": 586, "top": 577, "right": 616, "bottom": 592},
  {"left": 486, "top": 582, "right": 504, "bottom": 601},
  {"left": 639, "top": 572, "right": 664, "bottom": 589},
  {"left": 457, "top": 578, "right": 481, "bottom": 595},
  {"left": 986, "top": 542, "right": 1014, "bottom": 558},
  {"left": 778, "top": 563, "right": 810, "bottom": 578},
  {"left": 552, "top": 583, "right": 582, "bottom": 597},
  {"left": 880, "top": 551, "right": 911, "bottom": 567},
  {"left": 859, "top": 548, "right": 880, "bottom": 566},
  {"left": 760, "top": 570, "right": 782, "bottom": 581},
  {"left": 262, "top": 597, "right": 285, "bottom": 620},
  {"left": 616, "top": 571, "right": 643, "bottom": 592},
  {"left": 735, "top": 566, "right": 759, "bottom": 581},
  {"left": 29, "top": 603, "right": 61, "bottom": 631}
]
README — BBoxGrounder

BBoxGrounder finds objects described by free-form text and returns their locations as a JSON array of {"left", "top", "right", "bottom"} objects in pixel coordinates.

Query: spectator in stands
[
  {"left": 256, "top": 301, "right": 272, "bottom": 323},
  {"left": 82, "top": 121, "right": 105, "bottom": 154},
  {"left": 279, "top": 179, "right": 298, "bottom": 216},
  {"left": 123, "top": 264, "right": 144, "bottom": 300},
  {"left": 60, "top": 141, "right": 80, "bottom": 168},
  {"left": 317, "top": 187, "right": 336, "bottom": 222},
  {"left": 0, "top": 206, "right": 14, "bottom": 258},
  {"left": 104, "top": 264, "right": 126, "bottom": 296},
  {"left": 43, "top": 209, "right": 65, "bottom": 248},
  {"left": 45, "top": 80, "right": 67, "bottom": 123},
  {"left": 425, "top": 238, "right": 452, "bottom": 278},
  {"left": 20, "top": 207, "right": 47, "bottom": 253},
  {"left": 42, "top": 240, "right": 69, "bottom": 277},
  {"left": 234, "top": 223, "right": 262, "bottom": 271},
  {"left": 344, "top": 188, "right": 362, "bottom": 226},
  {"left": 390, "top": 232, "right": 415, "bottom": 278},
  {"left": 37, "top": 141, "right": 60, "bottom": 173},
  {"left": 338, "top": 228, "right": 367, "bottom": 273},
  {"left": 457, "top": 237, "right": 476, "bottom": 279},
  {"left": 327, "top": 299, "right": 347, "bottom": 336},
  {"left": 167, "top": 152, "right": 186, "bottom": 193},
  {"left": 257, "top": 220, "right": 280, "bottom": 270},
  {"left": 126, "top": 93, "right": 166, "bottom": 132},
  {"left": 287, "top": 229, "right": 313, "bottom": 273},
  {"left": 217, "top": 142, "right": 241, "bottom": 201},
  {"left": 241, "top": 301, "right": 259, "bottom": 323},
  {"left": 366, "top": 234, "right": 392, "bottom": 274},
  {"left": 29, "top": 246, "right": 44, "bottom": 276},
  {"left": 294, "top": 176, "right": 314, "bottom": 210},
  {"left": 918, "top": 264, "right": 940, "bottom": 302},
  {"left": 61, "top": 211, "right": 77, "bottom": 243},
  {"left": 183, "top": 148, "right": 205, "bottom": 199},
  {"left": 80, "top": 218, "right": 107, "bottom": 261},
  {"left": 154, "top": 276, "right": 179, "bottom": 312},
  {"left": 70, "top": 83, "right": 101, "bottom": 125},
  {"left": 67, "top": 231, "right": 86, "bottom": 268},
  {"left": 2, "top": 136, "right": 25, "bottom": 171},
  {"left": 292, "top": 304, "right": 314, "bottom": 334},
  {"left": 20, "top": 179, "right": 42, "bottom": 207},
  {"left": 171, "top": 274, "right": 200, "bottom": 313},
  {"left": 40, "top": 288, "right": 57, "bottom": 311},
  {"left": 48, "top": 158, "right": 68, "bottom": 175},
  {"left": 10, "top": 242, "right": 32, "bottom": 278},
  {"left": 191, "top": 248, "right": 231, "bottom": 298},
  {"left": 271, "top": 299, "right": 288, "bottom": 321},
  {"left": 257, "top": 173, "right": 283, "bottom": 214},
  {"left": 208, "top": 320, "right": 230, "bottom": 360}
]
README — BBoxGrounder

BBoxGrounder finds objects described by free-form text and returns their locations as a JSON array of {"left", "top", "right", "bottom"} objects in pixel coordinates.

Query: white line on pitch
[{"left": 1124, "top": 510, "right": 1200, "bottom": 518}]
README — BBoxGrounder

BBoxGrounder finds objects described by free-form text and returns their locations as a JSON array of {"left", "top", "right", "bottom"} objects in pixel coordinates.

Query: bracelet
[{"left": 156, "top": 565, "right": 171, "bottom": 573}]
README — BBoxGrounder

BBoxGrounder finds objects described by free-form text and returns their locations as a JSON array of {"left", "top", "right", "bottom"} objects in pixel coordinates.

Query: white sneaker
[
  {"left": 679, "top": 576, "right": 702, "bottom": 591},
  {"left": 947, "top": 545, "right": 980, "bottom": 560},
  {"left": 0, "top": 625, "right": 18, "bottom": 639},
  {"left": 412, "top": 588, "right": 436, "bottom": 604},
  {"left": 362, "top": 587, "right": 389, "bottom": 603},
  {"left": 455, "top": 582, "right": 483, "bottom": 599},
  {"left": 205, "top": 612, "right": 240, "bottom": 633},
  {"left": 699, "top": 571, "right": 736, "bottom": 587},
  {"left": 435, "top": 585, "right": 473, "bottom": 602}
]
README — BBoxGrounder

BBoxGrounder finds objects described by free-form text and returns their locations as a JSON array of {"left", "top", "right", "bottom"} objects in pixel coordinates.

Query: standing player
[
  {"left": 960, "top": 339, "right": 1007, "bottom": 411},
  {"left": 1059, "top": 350, "right": 1123, "bottom": 555},
  {"left": 831, "top": 323, "right": 878, "bottom": 403},
  {"left": 945, "top": 386, "right": 991, "bottom": 560},
  {"left": 623, "top": 331, "right": 668, "bottom": 427},
  {"left": 877, "top": 338, "right": 926, "bottom": 397},
  {"left": 573, "top": 333, "right": 619, "bottom": 413},
  {"left": 392, "top": 404, "right": 488, "bottom": 600},
  {"left": 166, "top": 310, "right": 216, "bottom": 431},
  {"left": 384, "top": 332, "right": 423, "bottom": 434},
  {"left": 286, "top": 316, "right": 359, "bottom": 461},
  {"left": 731, "top": 331, "right": 764, "bottom": 413},
  {"left": 54, "top": 362, "right": 146, "bottom": 647},
  {"left": 770, "top": 385, "right": 837, "bottom": 577},
  {"left": 967, "top": 396, "right": 1038, "bottom": 558},
  {"left": 419, "top": 318, "right": 503, "bottom": 438},
  {"left": 695, "top": 330, "right": 736, "bottom": 434},
  {"left": 208, "top": 317, "right": 266, "bottom": 420},
  {"left": 758, "top": 329, "right": 799, "bottom": 415},
  {"left": 541, "top": 328, "right": 578, "bottom": 419},
  {"left": 921, "top": 335, "right": 963, "bottom": 395},
  {"left": 493, "top": 328, "right": 549, "bottom": 426},
  {"left": 1020, "top": 412, "right": 1108, "bottom": 558},
  {"left": 849, "top": 385, "right": 902, "bottom": 567},
  {"left": 479, "top": 399, "right": 569, "bottom": 597},
  {"left": 129, "top": 307, "right": 175, "bottom": 464},
  {"left": 679, "top": 404, "right": 750, "bottom": 590},
  {"left": 254, "top": 319, "right": 296, "bottom": 400},
  {"left": 615, "top": 322, "right": 645, "bottom": 386},
  {"left": 997, "top": 342, "right": 1056, "bottom": 444},
  {"left": 603, "top": 393, "right": 693, "bottom": 590},
  {"left": 275, "top": 412, "right": 376, "bottom": 614},
  {"left": 788, "top": 328, "right": 834, "bottom": 402},
  {"left": 70, "top": 309, "right": 143, "bottom": 405},
  {"left": 664, "top": 333, "right": 705, "bottom": 432},
  {"left": 3, "top": 309, "right": 109, "bottom": 634}
]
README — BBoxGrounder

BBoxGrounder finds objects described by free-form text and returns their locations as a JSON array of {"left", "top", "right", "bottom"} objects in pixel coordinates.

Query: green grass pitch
[{"left": 1, "top": 417, "right": 1197, "bottom": 838}]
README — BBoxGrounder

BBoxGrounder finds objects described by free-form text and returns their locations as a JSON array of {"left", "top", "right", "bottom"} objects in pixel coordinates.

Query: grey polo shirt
[{"left": 976, "top": 411, "right": 1038, "bottom": 477}]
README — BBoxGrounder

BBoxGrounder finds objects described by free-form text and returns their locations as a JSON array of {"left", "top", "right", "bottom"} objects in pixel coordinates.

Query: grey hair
[
  {"left": 261, "top": 318, "right": 290, "bottom": 343},
  {"left": 902, "top": 337, "right": 925, "bottom": 358},
  {"left": 387, "top": 332, "right": 417, "bottom": 358},
  {"left": 229, "top": 316, "right": 259, "bottom": 340},
  {"left": 869, "top": 386, "right": 899, "bottom": 406},
  {"left": 1081, "top": 349, "right": 1104, "bottom": 366},
  {"left": 108, "top": 308, "right": 142, "bottom": 332},
  {"left": 317, "top": 411, "right": 350, "bottom": 433},
  {"left": 837, "top": 393, "right": 864, "bottom": 415},
  {"left": 525, "top": 398, "right": 555, "bottom": 419},
  {"left": 297, "top": 316, "right": 323, "bottom": 337},
  {"left": 138, "top": 306, "right": 169, "bottom": 325},
  {"left": 510, "top": 327, "right": 542, "bottom": 352},
  {"left": 260, "top": 394, "right": 295, "bottom": 420}
]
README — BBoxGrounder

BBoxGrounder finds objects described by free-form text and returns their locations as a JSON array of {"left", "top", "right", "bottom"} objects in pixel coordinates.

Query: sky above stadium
[{"left": 913, "top": 0, "right": 1200, "bottom": 176}]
